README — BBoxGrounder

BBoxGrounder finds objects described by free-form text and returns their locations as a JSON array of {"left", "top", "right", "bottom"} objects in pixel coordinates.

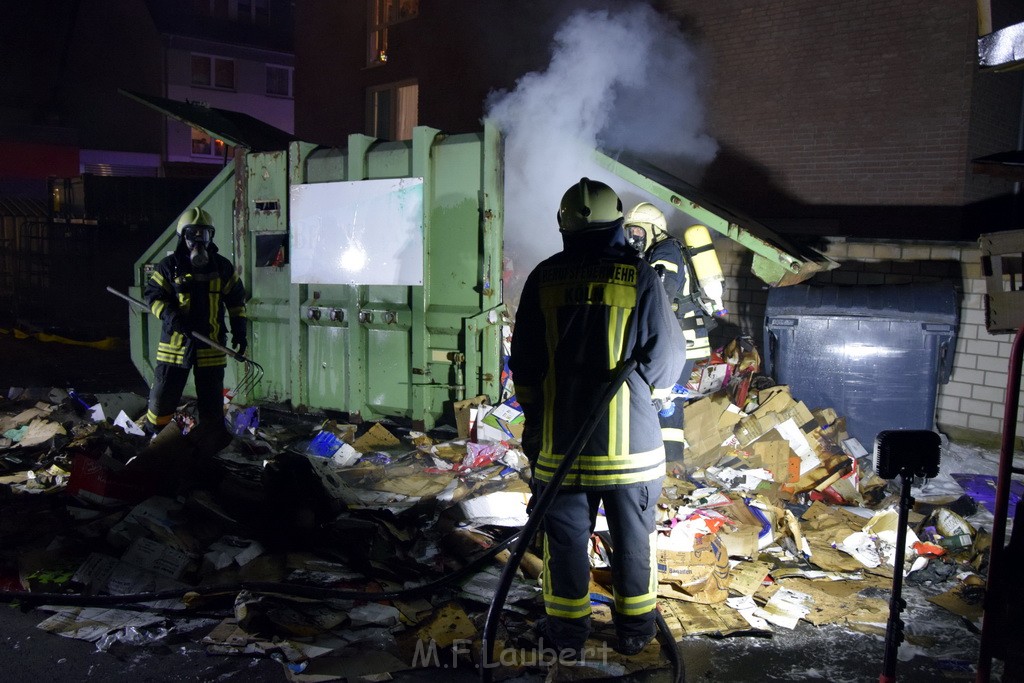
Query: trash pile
[{"left": 0, "top": 338, "right": 1001, "bottom": 680}]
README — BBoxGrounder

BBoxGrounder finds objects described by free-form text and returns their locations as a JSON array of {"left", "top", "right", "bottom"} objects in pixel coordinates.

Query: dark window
[
  {"left": 266, "top": 65, "right": 292, "bottom": 97},
  {"left": 191, "top": 55, "right": 212, "bottom": 87},
  {"left": 214, "top": 58, "right": 235, "bottom": 89}
]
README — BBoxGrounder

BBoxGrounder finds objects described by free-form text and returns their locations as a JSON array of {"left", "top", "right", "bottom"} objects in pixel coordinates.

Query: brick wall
[{"left": 713, "top": 234, "right": 1021, "bottom": 444}]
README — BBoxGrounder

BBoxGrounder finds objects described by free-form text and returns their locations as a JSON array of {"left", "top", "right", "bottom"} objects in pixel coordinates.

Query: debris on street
[{"left": 0, "top": 336, "right": 1010, "bottom": 680}]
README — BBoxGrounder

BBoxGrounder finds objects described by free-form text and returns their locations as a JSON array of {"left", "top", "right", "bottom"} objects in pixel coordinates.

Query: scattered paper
[
  {"left": 753, "top": 587, "right": 813, "bottom": 629},
  {"left": 114, "top": 410, "right": 146, "bottom": 436}
]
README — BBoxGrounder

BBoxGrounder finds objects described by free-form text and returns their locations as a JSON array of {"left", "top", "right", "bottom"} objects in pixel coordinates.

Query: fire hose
[
  {"left": 480, "top": 358, "right": 683, "bottom": 683},
  {"left": 0, "top": 529, "right": 522, "bottom": 610}
]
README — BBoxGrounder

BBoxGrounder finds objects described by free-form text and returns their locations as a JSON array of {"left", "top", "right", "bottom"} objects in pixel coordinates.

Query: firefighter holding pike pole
[{"left": 140, "top": 206, "right": 247, "bottom": 445}]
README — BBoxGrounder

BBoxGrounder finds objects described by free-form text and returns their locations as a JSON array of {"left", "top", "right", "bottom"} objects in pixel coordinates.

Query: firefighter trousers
[
  {"left": 147, "top": 363, "right": 225, "bottom": 429},
  {"left": 540, "top": 480, "right": 662, "bottom": 651}
]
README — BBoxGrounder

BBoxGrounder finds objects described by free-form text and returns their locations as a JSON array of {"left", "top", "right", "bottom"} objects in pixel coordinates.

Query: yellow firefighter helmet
[
  {"left": 624, "top": 202, "right": 667, "bottom": 253},
  {"left": 176, "top": 206, "right": 215, "bottom": 237},
  {"left": 557, "top": 178, "right": 623, "bottom": 233}
]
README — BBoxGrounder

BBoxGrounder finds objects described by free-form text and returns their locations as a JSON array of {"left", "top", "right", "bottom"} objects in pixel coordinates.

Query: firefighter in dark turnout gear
[
  {"left": 143, "top": 207, "right": 247, "bottom": 440},
  {"left": 624, "top": 202, "right": 723, "bottom": 468},
  {"left": 509, "top": 179, "right": 685, "bottom": 657}
]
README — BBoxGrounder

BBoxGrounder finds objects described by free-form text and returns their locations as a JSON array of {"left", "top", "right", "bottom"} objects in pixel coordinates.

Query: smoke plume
[{"left": 485, "top": 1, "right": 718, "bottom": 307}]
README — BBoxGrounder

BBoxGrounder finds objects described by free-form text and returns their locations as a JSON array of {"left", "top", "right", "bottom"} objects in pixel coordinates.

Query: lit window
[
  {"left": 191, "top": 53, "right": 235, "bottom": 90},
  {"left": 191, "top": 128, "right": 236, "bottom": 160},
  {"left": 366, "top": 0, "right": 419, "bottom": 66},
  {"left": 367, "top": 81, "right": 418, "bottom": 141},
  {"left": 192, "top": 129, "right": 212, "bottom": 156},
  {"left": 266, "top": 65, "right": 292, "bottom": 97}
]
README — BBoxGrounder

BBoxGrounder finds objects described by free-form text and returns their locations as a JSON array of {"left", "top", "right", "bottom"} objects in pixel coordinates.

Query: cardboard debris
[
  {"left": 352, "top": 423, "right": 401, "bottom": 452},
  {"left": 771, "top": 578, "right": 889, "bottom": 627},
  {"left": 415, "top": 601, "right": 477, "bottom": 648},
  {"left": 726, "top": 560, "right": 772, "bottom": 597},
  {"left": 753, "top": 586, "right": 813, "bottom": 629},
  {"left": 453, "top": 394, "right": 489, "bottom": 439},
  {"left": 927, "top": 581, "right": 986, "bottom": 622},
  {"left": 0, "top": 362, "right": 993, "bottom": 679},
  {"left": 657, "top": 532, "right": 731, "bottom": 604},
  {"left": 659, "top": 597, "right": 758, "bottom": 638}
]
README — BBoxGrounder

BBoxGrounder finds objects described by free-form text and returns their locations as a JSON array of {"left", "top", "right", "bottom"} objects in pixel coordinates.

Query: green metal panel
[
  {"left": 240, "top": 150, "right": 291, "bottom": 405},
  {"left": 126, "top": 121, "right": 501, "bottom": 428},
  {"left": 592, "top": 149, "right": 838, "bottom": 286},
  {"left": 122, "top": 104, "right": 505, "bottom": 426}
]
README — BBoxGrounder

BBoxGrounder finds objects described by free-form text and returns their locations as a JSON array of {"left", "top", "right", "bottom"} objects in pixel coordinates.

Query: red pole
[{"left": 975, "top": 324, "right": 1024, "bottom": 682}]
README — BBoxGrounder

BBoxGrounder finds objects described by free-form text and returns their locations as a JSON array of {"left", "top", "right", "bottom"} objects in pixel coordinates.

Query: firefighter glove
[{"left": 230, "top": 317, "right": 248, "bottom": 358}]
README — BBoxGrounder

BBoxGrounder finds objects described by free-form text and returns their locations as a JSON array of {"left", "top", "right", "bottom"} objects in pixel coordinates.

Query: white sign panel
[{"left": 290, "top": 177, "right": 424, "bottom": 286}]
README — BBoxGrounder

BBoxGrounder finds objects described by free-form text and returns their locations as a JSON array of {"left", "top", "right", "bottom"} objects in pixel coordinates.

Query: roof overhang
[
  {"left": 120, "top": 89, "right": 293, "bottom": 152},
  {"left": 594, "top": 149, "right": 838, "bottom": 287}
]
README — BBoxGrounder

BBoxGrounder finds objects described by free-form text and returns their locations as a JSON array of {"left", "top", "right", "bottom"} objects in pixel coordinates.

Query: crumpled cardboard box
[
  {"left": 683, "top": 392, "right": 741, "bottom": 470},
  {"left": 657, "top": 532, "right": 731, "bottom": 604}
]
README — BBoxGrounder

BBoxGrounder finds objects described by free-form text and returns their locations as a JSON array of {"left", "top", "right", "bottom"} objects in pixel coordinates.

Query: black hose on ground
[
  {"left": 479, "top": 359, "right": 683, "bottom": 683},
  {"left": 0, "top": 528, "right": 521, "bottom": 609}
]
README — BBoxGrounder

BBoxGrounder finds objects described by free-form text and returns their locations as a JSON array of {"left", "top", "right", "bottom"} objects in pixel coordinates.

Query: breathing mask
[{"left": 182, "top": 224, "right": 214, "bottom": 268}]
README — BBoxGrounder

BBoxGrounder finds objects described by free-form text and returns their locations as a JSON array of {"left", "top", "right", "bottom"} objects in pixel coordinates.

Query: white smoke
[{"left": 485, "top": 2, "right": 718, "bottom": 308}]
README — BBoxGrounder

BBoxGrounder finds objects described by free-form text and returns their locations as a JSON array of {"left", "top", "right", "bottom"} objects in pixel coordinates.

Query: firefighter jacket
[
  {"left": 646, "top": 236, "right": 711, "bottom": 361},
  {"left": 509, "top": 223, "right": 686, "bottom": 491},
  {"left": 144, "top": 239, "right": 247, "bottom": 369}
]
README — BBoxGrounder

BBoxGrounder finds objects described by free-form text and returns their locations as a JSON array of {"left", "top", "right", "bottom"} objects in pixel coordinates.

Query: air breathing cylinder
[{"left": 683, "top": 224, "right": 727, "bottom": 316}]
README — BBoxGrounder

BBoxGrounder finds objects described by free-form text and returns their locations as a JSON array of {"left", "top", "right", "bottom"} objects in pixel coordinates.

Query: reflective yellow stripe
[
  {"left": 607, "top": 308, "right": 621, "bottom": 452},
  {"left": 539, "top": 281, "right": 639, "bottom": 309},
  {"left": 533, "top": 467, "right": 665, "bottom": 487},
  {"left": 222, "top": 273, "right": 239, "bottom": 294},
  {"left": 152, "top": 300, "right": 166, "bottom": 318},
  {"left": 651, "top": 259, "right": 679, "bottom": 273},
  {"left": 207, "top": 276, "right": 221, "bottom": 339},
  {"left": 615, "top": 594, "right": 657, "bottom": 616},
  {"left": 534, "top": 447, "right": 665, "bottom": 486},
  {"left": 536, "top": 447, "right": 664, "bottom": 472},
  {"left": 146, "top": 410, "right": 173, "bottom": 427},
  {"left": 542, "top": 534, "right": 591, "bottom": 619},
  {"left": 661, "top": 427, "right": 685, "bottom": 444},
  {"left": 151, "top": 270, "right": 172, "bottom": 293},
  {"left": 613, "top": 531, "right": 659, "bottom": 616}
]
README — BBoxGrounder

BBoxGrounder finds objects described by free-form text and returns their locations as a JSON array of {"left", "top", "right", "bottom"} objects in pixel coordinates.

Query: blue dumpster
[{"left": 763, "top": 283, "right": 958, "bottom": 449}]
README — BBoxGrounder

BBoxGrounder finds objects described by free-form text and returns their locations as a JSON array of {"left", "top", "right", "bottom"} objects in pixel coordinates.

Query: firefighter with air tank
[{"left": 624, "top": 202, "right": 727, "bottom": 472}]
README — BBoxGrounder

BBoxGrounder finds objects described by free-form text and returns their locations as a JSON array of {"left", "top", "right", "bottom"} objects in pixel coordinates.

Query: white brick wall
[{"left": 712, "top": 234, "right": 1023, "bottom": 442}]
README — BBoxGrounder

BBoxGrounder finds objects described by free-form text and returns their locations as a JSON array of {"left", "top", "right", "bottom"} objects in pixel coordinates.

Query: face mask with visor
[
  {"left": 181, "top": 224, "right": 215, "bottom": 268},
  {"left": 625, "top": 224, "right": 647, "bottom": 253}
]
